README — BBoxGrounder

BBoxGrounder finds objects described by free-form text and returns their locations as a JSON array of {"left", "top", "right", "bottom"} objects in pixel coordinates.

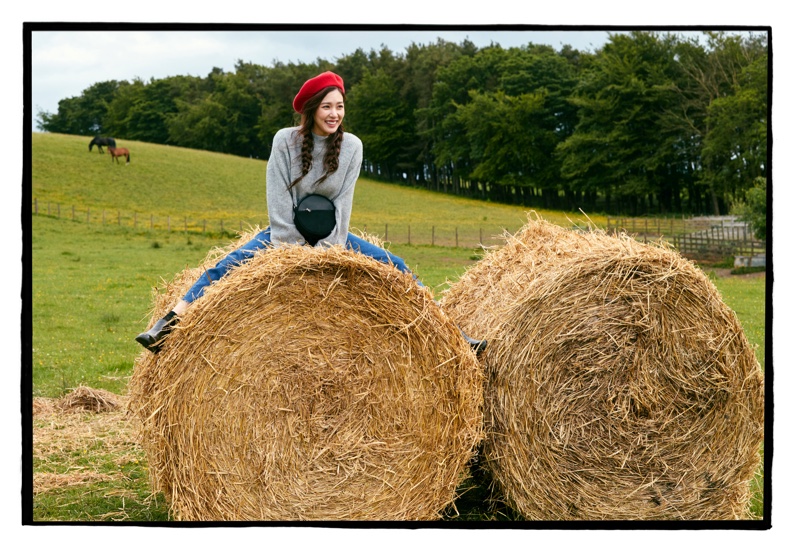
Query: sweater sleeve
[
  {"left": 320, "top": 135, "right": 362, "bottom": 247},
  {"left": 266, "top": 129, "right": 306, "bottom": 246}
]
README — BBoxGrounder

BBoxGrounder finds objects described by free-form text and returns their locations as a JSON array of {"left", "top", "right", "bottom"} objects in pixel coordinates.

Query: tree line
[{"left": 37, "top": 30, "right": 768, "bottom": 216}]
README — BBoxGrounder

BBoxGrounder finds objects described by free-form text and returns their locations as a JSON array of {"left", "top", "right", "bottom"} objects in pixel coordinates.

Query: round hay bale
[
  {"left": 128, "top": 230, "right": 484, "bottom": 521},
  {"left": 441, "top": 216, "right": 764, "bottom": 520}
]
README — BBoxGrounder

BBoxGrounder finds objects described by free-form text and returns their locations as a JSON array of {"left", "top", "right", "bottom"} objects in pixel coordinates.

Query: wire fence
[
  {"left": 32, "top": 198, "right": 517, "bottom": 249},
  {"left": 32, "top": 198, "right": 766, "bottom": 259}
]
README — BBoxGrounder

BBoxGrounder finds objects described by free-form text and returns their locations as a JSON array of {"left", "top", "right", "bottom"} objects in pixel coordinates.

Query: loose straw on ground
[
  {"left": 128, "top": 229, "right": 484, "bottom": 521},
  {"left": 442, "top": 215, "right": 764, "bottom": 520}
]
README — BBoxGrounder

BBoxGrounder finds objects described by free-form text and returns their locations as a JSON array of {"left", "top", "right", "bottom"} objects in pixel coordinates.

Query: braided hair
[{"left": 289, "top": 86, "right": 345, "bottom": 189}]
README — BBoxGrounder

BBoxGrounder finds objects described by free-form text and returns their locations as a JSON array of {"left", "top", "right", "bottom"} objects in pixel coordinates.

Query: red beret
[{"left": 292, "top": 71, "right": 345, "bottom": 113}]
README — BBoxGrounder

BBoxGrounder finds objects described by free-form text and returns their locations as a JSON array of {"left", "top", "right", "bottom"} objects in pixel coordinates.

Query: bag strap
[{"left": 288, "top": 183, "right": 297, "bottom": 210}]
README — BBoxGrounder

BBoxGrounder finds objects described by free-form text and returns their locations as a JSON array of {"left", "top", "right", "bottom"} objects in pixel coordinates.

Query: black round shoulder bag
[{"left": 293, "top": 194, "right": 336, "bottom": 246}]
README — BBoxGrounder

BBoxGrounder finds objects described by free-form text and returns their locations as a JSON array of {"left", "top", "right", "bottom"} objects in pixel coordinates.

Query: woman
[{"left": 136, "top": 71, "right": 486, "bottom": 354}]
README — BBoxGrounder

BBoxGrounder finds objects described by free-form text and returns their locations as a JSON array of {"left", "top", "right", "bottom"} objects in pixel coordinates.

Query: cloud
[{"left": 30, "top": 28, "right": 616, "bottom": 116}]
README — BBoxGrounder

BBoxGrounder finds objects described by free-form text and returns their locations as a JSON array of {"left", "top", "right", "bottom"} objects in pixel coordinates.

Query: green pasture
[
  {"left": 32, "top": 132, "right": 556, "bottom": 244},
  {"left": 29, "top": 132, "right": 767, "bottom": 522}
]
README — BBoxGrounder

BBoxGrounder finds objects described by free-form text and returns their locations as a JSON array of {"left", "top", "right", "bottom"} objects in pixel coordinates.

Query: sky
[
  {"left": 29, "top": 27, "right": 619, "bottom": 121},
  {"left": 29, "top": 26, "right": 769, "bottom": 130},
  {"left": 6, "top": 1, "right": 797, "bottom": 550}
]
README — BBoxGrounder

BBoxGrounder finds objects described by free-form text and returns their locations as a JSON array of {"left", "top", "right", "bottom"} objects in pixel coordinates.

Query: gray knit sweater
[{"left": 266, "top": 126, "right": 363, "bottom": 247}]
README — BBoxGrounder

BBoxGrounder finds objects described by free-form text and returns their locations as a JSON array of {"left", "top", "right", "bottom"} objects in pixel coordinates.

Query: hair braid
[{"left": 318, "top": 127, "right": 343, "bottom": 185}]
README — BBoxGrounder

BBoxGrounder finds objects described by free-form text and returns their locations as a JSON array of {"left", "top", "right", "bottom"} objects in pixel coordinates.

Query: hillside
[{"left": 31, "top": 132, "right": 593, "bottom": 248}]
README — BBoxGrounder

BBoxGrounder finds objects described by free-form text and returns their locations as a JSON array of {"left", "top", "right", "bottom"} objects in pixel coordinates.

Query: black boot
[
  {"left": 460, "top": 329, "right": 487, "bottom": 354},
  {"left": 135, "top": 313, "right": 178, "bottom": 353}
]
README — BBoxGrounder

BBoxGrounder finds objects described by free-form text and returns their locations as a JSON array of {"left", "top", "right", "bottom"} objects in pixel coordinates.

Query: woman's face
[{"left": 312, "top": 89, "right": 345, "bottom": 136}]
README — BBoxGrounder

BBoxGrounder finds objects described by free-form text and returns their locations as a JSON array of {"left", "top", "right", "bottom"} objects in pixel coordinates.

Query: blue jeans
[{"left": 182, "top": 228, "right": 418, "bottom": 303}]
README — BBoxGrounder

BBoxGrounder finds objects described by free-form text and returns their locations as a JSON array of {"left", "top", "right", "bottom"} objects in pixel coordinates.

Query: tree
[
  {"left": 456, "top": 89, "right": 549, "bottom": 203},
  {"left": 425, "top": 42, "right": 580, "bottom": 204},
  {"left": 256, "top": 61, "right": 323, "bottom": 153},
  {"left": 426, "top": 44, "right": 513, "bottom": 195},
  {"left": 701, "top": 52, "right": 768, "bottom": 211},
  {"left": 558, "top": 32, "right": 686, "bottom": 214},
  {"left": 498, "top": 45, "right": 581, "bottom": 206},
  {"left": 670, "top": 31, "right": 768, "bottom": 214},
  {"left": 333, "top": 48, "right": 371, "bottom": 90},
  {"left": 36, "top": 80, "right": 124, "bottom": 135},
  {"left": 210, "top": 62, "right": 271, "bottom": 157},
  {"left": 105, "top": 76, "right": 200, "bottom": 145},
  {"left": 167, "top": 95, "right": 229, "bottom": 153},
  {"left": 347, "top": 69, "right": 416, "bottom": 181},
  {"left": 401, "top": 39, "right": 472, "bottom": 188},
  {"left": 732, "top": 176, "right": 767, "bottom": 240},
  {"left": 412, "top": 39, "right": 478, "bottom": 192}
]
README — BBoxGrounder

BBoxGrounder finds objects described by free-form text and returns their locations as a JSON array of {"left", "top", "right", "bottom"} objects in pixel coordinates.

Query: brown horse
[{"left": 108, "top": 147, "right": 130, "bottom": 165}]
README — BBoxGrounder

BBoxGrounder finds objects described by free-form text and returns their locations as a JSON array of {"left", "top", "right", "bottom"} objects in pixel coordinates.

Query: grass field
[
  {"left": 32, "top": 132, "right": 563, "bottom": 248},
  {"left": 28, "top": 132, "right": 767, "bottom": 522}
]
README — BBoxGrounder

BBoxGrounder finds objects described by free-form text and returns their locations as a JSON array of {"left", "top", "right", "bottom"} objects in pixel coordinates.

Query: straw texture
[
  {"left": 128, "top": 230, "right": 484, "bottom": 521},
  {"left": 442, "top": 216, "right": 764, "bottom": 520},
  {"left": 56, "top": 385, "right": 125, "bottom": 413}
]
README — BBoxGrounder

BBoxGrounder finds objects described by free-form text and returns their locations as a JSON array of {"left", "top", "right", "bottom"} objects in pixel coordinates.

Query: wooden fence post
[
  {"left": 407, "top": 225, "right": 411, "bottom": 245},
  {"left": 455, "top": 227, "right": 459, "bottom": 248},
  {"left": 431, "top": 226, "right": 435, "bottom": 246}
]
